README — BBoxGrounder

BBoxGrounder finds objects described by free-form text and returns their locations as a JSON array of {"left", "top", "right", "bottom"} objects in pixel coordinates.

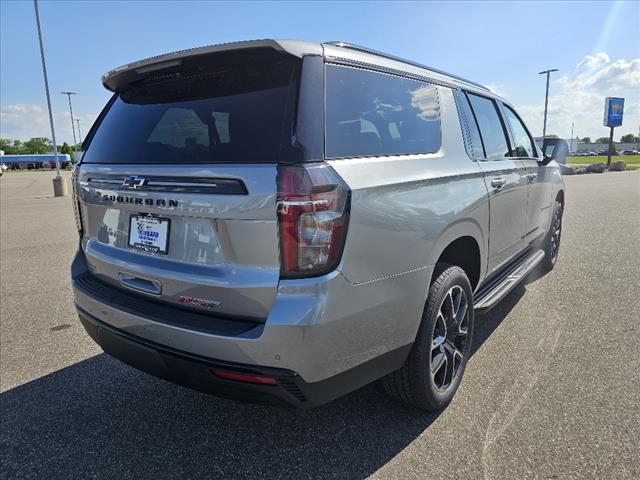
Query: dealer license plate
[{"left": 128, "top": 215, "right": 170, "bottom": 254}]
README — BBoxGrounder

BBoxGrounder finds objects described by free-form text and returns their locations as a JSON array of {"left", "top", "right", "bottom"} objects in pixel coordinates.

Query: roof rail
[{"left": 323, "top": 41, "right": 490, "bottom": 92}]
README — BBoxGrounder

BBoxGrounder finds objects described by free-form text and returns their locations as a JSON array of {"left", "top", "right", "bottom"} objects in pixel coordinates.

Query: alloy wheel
[
  {"left": 430, "top": 285, "right": 470, "bottom": 392},
  {"left": 550, "top": 204, "right": 562, "bottom": 264}
]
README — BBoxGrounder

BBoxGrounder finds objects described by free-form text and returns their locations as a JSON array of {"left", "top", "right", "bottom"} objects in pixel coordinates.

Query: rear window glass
[
  {"left": 326, "top": 65, "right": 441, "bottom": 158},
  {"left": 83, "top": 50, "right": 297, "bottom": 164}
]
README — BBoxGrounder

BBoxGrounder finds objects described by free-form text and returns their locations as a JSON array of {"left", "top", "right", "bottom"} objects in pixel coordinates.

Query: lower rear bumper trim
[{"left": 76, "top": 305, "right": 411, "bottom": 409}]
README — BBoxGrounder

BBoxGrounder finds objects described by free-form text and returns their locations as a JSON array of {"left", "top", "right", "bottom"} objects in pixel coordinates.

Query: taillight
[
  {"left": 71, "top": 165, "right": 83, "bottom": 235},
  {"left": 277, "top": 163, "right": 350, "bottom": 278}
]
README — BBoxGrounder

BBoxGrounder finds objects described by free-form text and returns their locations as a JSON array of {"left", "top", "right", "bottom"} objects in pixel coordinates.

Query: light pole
[
  {"left": 34, "top": 0, "right": 67, "bottom": 196},
  {"left": 75, "top": 118, "right": 83, "bottom": 163},
  {"left": 539, "top": 68, "right": 558, "bottom": 140},
  {"left": 570, "top": 121, "right": 574, "bottom": 154},
  {"left": 75, "top": 118, "right": 82, "bottom": 144},
  {"left": 61, "top": 91, "right": 78, "bottom": 162}
]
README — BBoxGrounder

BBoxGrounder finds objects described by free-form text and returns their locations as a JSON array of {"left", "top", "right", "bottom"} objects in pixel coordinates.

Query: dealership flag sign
[{"left": 603, "top": 97, "right": 624, "bottom": 127}]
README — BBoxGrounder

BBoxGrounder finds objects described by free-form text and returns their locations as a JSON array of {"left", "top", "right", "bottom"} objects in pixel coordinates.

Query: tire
[
  {"left": 382, "top": 264, "right": 474, "bottom": 411},
  {"left": 540, "top": 199, "right": 563, "bottom": 272}
]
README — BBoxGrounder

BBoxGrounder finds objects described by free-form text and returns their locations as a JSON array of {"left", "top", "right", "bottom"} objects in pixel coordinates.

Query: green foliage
[
  {"left": 545, "top": 134, "right": 559, "bottom": 138},
  {"left": 580, "top": 137, "right": 592, "bottom": 143},
  {"left": 22, "top": 137, "right": 53, "bottom": 154},
  {"left": 620, "top": 133, "right": 639, "bottom": 143},
  {"left": 60, "top": 142, "right": 72, "bottom": 156},
  {"left": 0, "top": 138, "right": 25, "bottom": 155},
  {"left": 595, "top": 137, "right": 610, "bottom": 144},
  {"left": 0, "top": 136, "right": 61, "bottom": 155}
]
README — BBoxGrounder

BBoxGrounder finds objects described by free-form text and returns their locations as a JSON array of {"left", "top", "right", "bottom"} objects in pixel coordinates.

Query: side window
[
  {"left": 326, "top": 65, "right": 441, "bottom": 158},
  {"left": 467, "top": 93, "right": 510, "bottom": 161},
  {"left": 457, "top": 92, "right": 485, "bottom": 159},
  {"left": 502, "top": 105, "right": 536, "bottom": 158}
]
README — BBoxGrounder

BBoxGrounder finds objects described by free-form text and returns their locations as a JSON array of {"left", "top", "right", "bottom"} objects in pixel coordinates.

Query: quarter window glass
[
  {"left": 503, "top": 105, "right": 536, "bottom": 157},
  {"left": 467, "top": 93, "right": 509, "bottom": 160},
  {"left": 458, "top": 93, "right": 485, "bottom": 159},
  {"left": 326, "top": 65, "right": 441, "bottom": 158}
]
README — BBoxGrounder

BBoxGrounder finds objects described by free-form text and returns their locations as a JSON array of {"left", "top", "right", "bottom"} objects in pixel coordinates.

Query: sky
[{"left": 1, "top": 0, "right": 639, "bottom": 145}]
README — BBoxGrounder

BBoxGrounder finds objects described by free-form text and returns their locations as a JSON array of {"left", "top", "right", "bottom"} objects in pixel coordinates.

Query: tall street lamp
[
  {"left": 75, "top": 118, "right": 82, "bottom": 144},
  {"left": 33, "top": 0, "right": 67, "bottom": 196},
  {"left": 75, "top": 118, "right": 83, "bottom": 163},
  {"left": 539, "top": 68, "right": 558, "bottom": 139},
  {"left": 61, "top": 91, "right": 78, "bottom": 162}
]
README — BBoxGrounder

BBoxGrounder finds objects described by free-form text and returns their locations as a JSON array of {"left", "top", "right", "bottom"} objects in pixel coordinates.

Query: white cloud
[
  {"left": 486, "top": 83, "right": 507, "bottom": 98},
  {"left": 0, "top": 103, "right": 97, "bottom": 145},
  {"left": 576, "top": 52, "right": 610, "bottom": 71},
  {"left": 515, "top": 52, "right": 640, "bottom": 140}
]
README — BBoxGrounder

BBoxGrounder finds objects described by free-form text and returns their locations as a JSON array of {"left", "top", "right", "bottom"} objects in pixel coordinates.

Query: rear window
[
  {"left": 326, "top": 65, "right": 441, "bottom": 158},
  {"left": 83, "top": 49, "right": 298, "bottom": 164}
]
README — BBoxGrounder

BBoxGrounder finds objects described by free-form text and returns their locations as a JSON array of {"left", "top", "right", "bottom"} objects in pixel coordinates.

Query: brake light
[{"left": 277, "top": 163, "right": 350, "bottom": 278}]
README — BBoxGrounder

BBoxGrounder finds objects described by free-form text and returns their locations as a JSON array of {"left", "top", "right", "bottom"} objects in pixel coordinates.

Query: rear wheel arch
[
  {"left": 433, "top": 236, "right": 481, "bottom": 292},
  {"left": 428, "top": 221, "right": 485, "bottom": 292}
]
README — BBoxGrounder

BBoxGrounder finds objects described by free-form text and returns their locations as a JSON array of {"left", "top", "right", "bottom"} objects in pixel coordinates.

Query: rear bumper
[
  {"left": 77, "top": 307, "right": 410, "bottom": 408},
  {"left": 71, "top": 247, "right": 426, "bottom": 407}
]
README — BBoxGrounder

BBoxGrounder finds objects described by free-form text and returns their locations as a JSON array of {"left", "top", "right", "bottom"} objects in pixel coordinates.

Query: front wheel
[
  {"left": 382, "top": 264, "right": 474, "bottom": 411},
  {"left": 540, "top": 200, "right": 563, "bottom": 272}
]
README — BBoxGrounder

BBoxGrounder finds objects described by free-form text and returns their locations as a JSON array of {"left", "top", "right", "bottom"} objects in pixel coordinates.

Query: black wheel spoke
[
  {"left": 430, "top": 285, "right": 470, "bottom": 392},
  {"left": 454, "top": 298, "right": 468, "bottom": 335}
]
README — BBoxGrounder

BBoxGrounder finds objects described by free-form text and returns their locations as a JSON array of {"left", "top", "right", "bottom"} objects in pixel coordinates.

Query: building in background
[
  {"left": 0, "top": 153, "right": 71, "bottom": 170},
  {"left": 534, "top": 137, "right": 577, "bottom": 154}
]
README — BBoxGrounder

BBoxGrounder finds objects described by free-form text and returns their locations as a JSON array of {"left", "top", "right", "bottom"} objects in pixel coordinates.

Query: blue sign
[{"left": 603, "top": 97, "right": 624, "bottom": 127}]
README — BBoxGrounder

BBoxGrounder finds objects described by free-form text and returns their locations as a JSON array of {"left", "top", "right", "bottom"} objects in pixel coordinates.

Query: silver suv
[{"left": 71, "top": 40, "right": 565, "bottom": 410}]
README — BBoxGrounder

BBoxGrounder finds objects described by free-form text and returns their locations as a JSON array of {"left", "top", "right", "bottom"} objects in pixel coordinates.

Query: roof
[
  {"left": 323, "top": 42, "right": 490, "bottom": 92},
  {"left": 101, "top": 38, "right": 491, "bottom": 96}
]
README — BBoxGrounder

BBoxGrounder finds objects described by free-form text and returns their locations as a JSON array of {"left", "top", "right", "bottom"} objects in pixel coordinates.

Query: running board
[{"left": 474, "top": 249, "right": 545, "bottom": 312}]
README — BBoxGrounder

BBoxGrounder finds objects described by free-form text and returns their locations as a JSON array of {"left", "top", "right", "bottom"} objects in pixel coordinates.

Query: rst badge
[{"left": 178, "top": 296, "right": 222, "bottom": 309}]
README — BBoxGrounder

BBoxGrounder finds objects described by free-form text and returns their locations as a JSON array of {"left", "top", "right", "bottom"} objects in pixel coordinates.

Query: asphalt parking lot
[{"left": 1, "top": 170, "right": 639, "bottom": 479}]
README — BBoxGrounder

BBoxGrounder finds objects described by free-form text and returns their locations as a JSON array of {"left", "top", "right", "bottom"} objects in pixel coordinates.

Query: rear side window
[
  {"left": 457, "top": 92, "right": 485, "bottom": 159},
  {"left": 502, "top": 105, "right": 537, "bottom": 158},
  {"left": 326, "top": 65, "right": 441, "bottom": 158},
  {"left": 83, "top": 50, "right": 298, "bottom": 164},
  {"left": 467, "top": 93, "right": 509, "bottom": 160}
]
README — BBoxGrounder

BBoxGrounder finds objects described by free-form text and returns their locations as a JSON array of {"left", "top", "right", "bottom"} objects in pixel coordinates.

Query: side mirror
[{"left": 540, "top": 155, "right": 553, "bottom": 165}]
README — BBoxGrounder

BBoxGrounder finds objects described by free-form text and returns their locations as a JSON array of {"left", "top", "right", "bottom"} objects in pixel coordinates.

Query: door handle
[
  {"left": 118, "top": 272, "right": 162, "bottom": 295},
  {"left": 526, "top": 173, "right": 537, "bottom": 183},
  {"left": 490, "top": 178, "right": 507, "bottom": 191}
]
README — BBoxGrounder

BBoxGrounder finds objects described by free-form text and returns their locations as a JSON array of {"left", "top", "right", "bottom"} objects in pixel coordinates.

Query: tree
[
  {"left": 544, "top": 134, "right": 559, "bottom": 138},
  {"left": 620, "top": 133, "right": 639, "bottom": 143},
  {"left": 60, "top": 142, "right": 72, "bottom": 156},
  {"left": 22, "top": 137, "right": 53, "bottom": 154},
  {"left": 580, "top": 137, "right": 591, "bottom": 143},
  {"left": 595, "top": 137, "right": 610, "bottom": 144},
  {"left": 0, "top": 138, "right": 25, "bottom": 155}
]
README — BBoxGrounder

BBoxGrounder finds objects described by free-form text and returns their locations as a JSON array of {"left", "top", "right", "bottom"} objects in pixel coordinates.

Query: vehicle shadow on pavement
[{"left": 1, "top": 283, "right": 532, "bottom": 480}]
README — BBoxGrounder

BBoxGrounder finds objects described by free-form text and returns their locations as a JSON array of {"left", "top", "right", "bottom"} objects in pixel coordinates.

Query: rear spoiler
[{"left": 101, "top": 39, "right": 322, "bottom": 92}]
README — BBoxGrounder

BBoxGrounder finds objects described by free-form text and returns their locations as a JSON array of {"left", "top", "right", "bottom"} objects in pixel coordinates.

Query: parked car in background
[
  {"left": 622, "top": 150, "right": 637, "bottom": 155},
  {"left": 0, "top": 163, "right": 7, "bottom": 176},
  {"left": 71, "top": 39, "right": 565, "bottom": 411}
]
